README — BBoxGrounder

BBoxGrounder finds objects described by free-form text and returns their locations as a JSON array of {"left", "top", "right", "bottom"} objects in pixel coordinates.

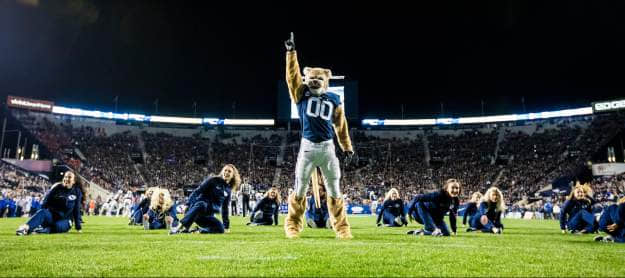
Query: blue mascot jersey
[{"left": 297, "top": 89, "right": 341, "bottom": 143}]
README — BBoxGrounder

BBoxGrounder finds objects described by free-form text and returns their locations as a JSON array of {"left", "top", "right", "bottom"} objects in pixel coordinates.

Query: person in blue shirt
[
  {"left": 406, "top": 179, "right": 461, "bottom": 236},
  {"left": 462, "top": 192, "right": 482, "bottom": 226},
  {"left": 16, "top": 171, "right": 86, "bottom": 235},
  {"left": 376, "top": 188, "right": 407, "bottom": 227},
  {"left": 559, "top": 183, "right": 597, "bottom": 234},
  {"left": 248, "top": 187, "right": 281, "bottom": 226},
  {"left": 0, "top": 193, "right": 6, "bottom": 217},
  {"left": 543, "top": 200, "right": 554, "bottom": 220},
  {"left": 374, "top": 197, "right": 384, "bottom": 217},
  {"left": 6, "top": 193, "right": 17, "bottom": 217},
  {"left": 30, "top": 194, "right": 42, "bottom": 217},
  {"left": 467, "top": 187, "right": 506, "bottom": 234},
  {"left": 129, "top": 187, "right": 156, "bottom": 225},
  {"left": 595, "top": 196, "right": 625, "bottom": 243},
  {"left": 306, "top": 184, "right": 331, "bottom": 229},
  {"left": 170, "top": 164, "right": 240, "bottom": 234},
  {"left": 142, "top": 188, "right": 178, "bottom": 230}
]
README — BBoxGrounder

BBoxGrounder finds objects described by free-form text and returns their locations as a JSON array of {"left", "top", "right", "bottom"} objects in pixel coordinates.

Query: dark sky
[{"left": 1, "top": 1, "right": 624, "bottom": 119}]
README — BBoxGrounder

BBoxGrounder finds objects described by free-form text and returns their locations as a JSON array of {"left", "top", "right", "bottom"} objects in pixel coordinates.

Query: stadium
[{"left": 2, "top": 1, "right": 625, "bottom": 277}]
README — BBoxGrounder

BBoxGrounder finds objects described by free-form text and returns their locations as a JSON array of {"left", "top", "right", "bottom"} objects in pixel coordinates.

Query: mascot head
[{"left": 303, "top": 67, "right": 332, "bottom": 96}]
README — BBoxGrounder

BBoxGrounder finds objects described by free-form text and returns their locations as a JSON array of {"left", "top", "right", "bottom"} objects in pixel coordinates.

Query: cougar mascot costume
[{"left": 284, "top": 32, "right": 354, "bottom": 239}]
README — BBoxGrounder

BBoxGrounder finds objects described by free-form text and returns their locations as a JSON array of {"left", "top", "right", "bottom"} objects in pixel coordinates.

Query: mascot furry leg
[{"left": 285, "top": 168, "right": 352, "bottom": 239}]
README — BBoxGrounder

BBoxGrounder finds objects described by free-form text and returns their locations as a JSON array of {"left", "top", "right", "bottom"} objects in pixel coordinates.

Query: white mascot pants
[{"left": 295, "top": 138, "right": 342, "bottom": 198}]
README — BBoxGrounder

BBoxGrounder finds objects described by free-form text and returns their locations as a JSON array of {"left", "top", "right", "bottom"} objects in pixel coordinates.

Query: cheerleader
[
  {"left": 376, "top": 188, "right": 407, "bottom": 227},
  {"left": 595, "top": 197, "right": 625, "bottom": 243},
  {"left": 462, "top": 192, "right": 483, "bottom": 227},
  {"left": 468, "top": 187, "right": 506, "bottom": 234},
  {"left": 306, "top": 184, "right": 331, "bottom": 229},
  {"left": 247, "top": 187, "right": 281, "bottom": 226},
  {"left": 142, "top": 188, "right": 178, "bottom": 230},
  {"left": 16, "top": 171, "right": 85, "bottom": 235},
  {"left": 406, "top": 179, "right": 460, "bottom": 236},
  {"left": 129, "top": 187, "right": 156, "bottom": 225},
  {"left": 559, "top": 183, "right": 596, "bottom": 234},
  {"left": 170, "top": 164, "right": 240, "bottom": 234}
]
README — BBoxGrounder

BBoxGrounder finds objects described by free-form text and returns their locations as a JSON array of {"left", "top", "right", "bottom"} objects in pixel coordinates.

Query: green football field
[{"left": 1, "top": 216, "right": 623, "bottom": 277}]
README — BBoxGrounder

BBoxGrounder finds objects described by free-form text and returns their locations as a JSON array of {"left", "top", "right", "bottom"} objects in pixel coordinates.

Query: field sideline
[{"left": 1, "top": 216, "right": 624, "bottom": 277}]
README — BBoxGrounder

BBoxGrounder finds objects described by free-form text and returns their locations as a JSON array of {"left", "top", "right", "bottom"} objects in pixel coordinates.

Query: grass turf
[{"left": 1, "top": 216, "right": 624, "bottom": 277}]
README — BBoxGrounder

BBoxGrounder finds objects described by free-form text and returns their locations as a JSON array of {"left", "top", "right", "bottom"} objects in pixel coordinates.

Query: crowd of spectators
[{"left": 10, "top": 110, "right": 625, "bottom": 209}]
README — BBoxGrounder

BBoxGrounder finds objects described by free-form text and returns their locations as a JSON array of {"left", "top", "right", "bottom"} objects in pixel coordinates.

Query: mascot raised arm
[{"left": 284, "top": 32, "right": 354, "bottom": 240}]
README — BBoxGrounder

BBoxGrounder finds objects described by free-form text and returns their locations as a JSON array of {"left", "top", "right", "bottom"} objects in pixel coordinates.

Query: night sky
[{"left": 1, "top": 1, "right": 624, "bottom": 119}]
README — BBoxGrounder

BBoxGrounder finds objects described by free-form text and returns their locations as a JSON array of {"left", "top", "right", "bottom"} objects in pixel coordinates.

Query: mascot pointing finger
[{"left": 283, "top": 32, "right": 355, "bottom": 240}]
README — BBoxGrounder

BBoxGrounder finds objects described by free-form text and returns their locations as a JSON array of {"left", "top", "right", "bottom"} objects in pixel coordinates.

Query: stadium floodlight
[
  {"left": 223, "top": 119, "right": 274, "bottom": 126},
  {"left": 202, "top": 118, "right": 223, "bottom": 125},
  {"left": 51, "top": 106, "right": 84, "bottom": 116},
  {"left": 149, "top": 116, "right": 202, "bottom": 125},
  {"left": 50, "top": 105, "right": 275, "bottom": 126},
  {"left": 127, "top": 114, "right": 146, "bottom": 121},
  {"left": 362, "top": 106, "right": 593, "bottom": 126}
]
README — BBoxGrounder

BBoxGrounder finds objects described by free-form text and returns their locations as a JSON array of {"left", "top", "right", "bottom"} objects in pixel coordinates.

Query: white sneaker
[
  {"left": 394, "top": 217, "right": 402, "bottom": 226},
  {"left": 169, "top": 222, "right": 186, "bottom": 235},
  {"left": 16, "top": 224, "right": 29, "bottom": 236},
  {"left": 431, "top": 229, "right": 443, "bottom": 236}
]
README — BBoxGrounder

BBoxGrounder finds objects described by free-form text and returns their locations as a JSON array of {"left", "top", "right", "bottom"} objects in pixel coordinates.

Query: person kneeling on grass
[
  {"left": 377, "top": 188, "right": 407, "bottom": 227},
  {"left": 560, "top": 182, "right": 597, "bottom": 235},
  {"left": 467, "top": 186, "right": 505, "bottom": 234},
  {"left": 247, "top": 187, "right": 280, "bottom": 226},
  {"left": 16, "top": 171, "right": 86, "bottom": 236},
  {"left": 129, "top": 187, "right": 156, "bottom": 225},
  {"left": 594, "top": 196, "right": 625, "bottom": 243},
  {"left": 306, "top": 182, "right": 331, "bottom": 229},
  {"left": 406, "top": 179, "right": 460, "bottom": 237},
  {"left": 462, "top": 192, "right": 482, "bottom": 227},
  {"left": 170, "top": 164, "right": 240, "bottom": 235},
  {"left": 142, "top": 188, "right": 178, "bottom": 230}
]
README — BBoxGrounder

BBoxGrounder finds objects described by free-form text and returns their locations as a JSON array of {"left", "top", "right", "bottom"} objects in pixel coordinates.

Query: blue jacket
[
  {"left": 42, "top": 184, "right": 83, "bottom": 230},
  {"left": 559, "top": 198, "right": 595, "bottom": 230},
  {"left": 251, "top": 197, "right": 279, "bottom": 225},
  {"left": 408, "top": 190, "right": 459, "bottom": 233},
  {"left": 137, "top": 197, "right": 151, "bottom": 214},
  {"left": 150, "top": 204, "right": 178, "bottom": 224},
  {"left": 617, "top": 203, "right": 625, "bottom": 227},
  {"left": 306, "top": 196, "right": 329, "bottom": 222},
  {"left": 543, "top": 202, "right": 553, "bottom": 214},
  {"left": 187, "top": 176, "right": 231, "bottom": 229},
  {"left": 31, "top": 198, "right": 41, "bottom": 211},
  {"left": 462, "top": 202, "right": 478, "bottom": 225},
  {"left": 5, "top": 198, "right": 17, "bottom": 217},
  {"left": 477, "top": 201, "right": 502, "bottom": 224},
  {"left": 376, "top": 199, "right": 406, "bottom": 224}
]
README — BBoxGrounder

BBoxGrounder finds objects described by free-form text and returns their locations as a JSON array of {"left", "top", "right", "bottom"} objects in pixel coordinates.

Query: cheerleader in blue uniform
[
  {"left": 559, "top": 183, "right": 596, "bottom": 234},
  {"left": 595, "top": 196, "right": 625, "bottom": 243},
  {"left": 143, "top": 188, "right": 178, "bottom": 230},
  {"left": 467, "top": 187, "right": 506, "bottom": 234},
  {"left": 406, "top": 179, "right": 460, "bottom": 236},
  {"left": 376, "top": 188, "right": 407, "bottom": 227},
  {"left": 248, "top": 187, "right": 281, "bottom": 226},
  {"left": 16, "top": 171, "right": 86, "bottom": 235}
]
